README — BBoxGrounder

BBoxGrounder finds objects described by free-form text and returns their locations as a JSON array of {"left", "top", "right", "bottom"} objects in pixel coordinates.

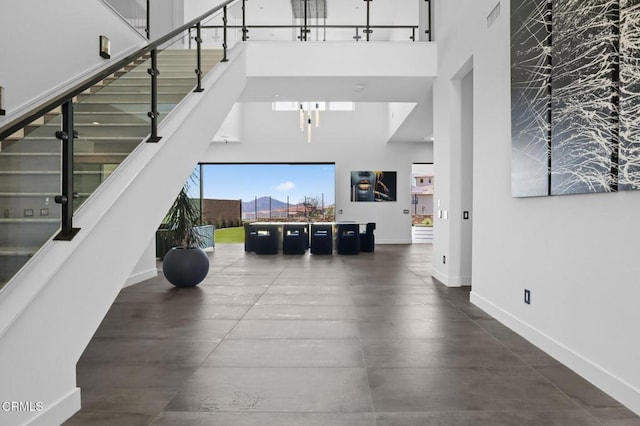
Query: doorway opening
[{"left": 411, "top": 163, "right": 434, "bottom": 244}]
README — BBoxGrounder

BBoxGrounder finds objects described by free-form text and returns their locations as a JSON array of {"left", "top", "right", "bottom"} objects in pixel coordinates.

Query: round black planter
[{"left": 162, "top": 247, "right": 209, "bottom": 287}]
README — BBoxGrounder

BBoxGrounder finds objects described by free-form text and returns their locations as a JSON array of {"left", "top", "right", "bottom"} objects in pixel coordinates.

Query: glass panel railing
[
  {"left": 237, "top": 0, "right": 420, "bottom": 42},
  {"left": 103, "top": 0, "right": 148, "bottom": 37},
  {"left": 231, "top": 26, "right": 418, "bottom": 42},
  {"left": 0, "top": 10, "right": 230, "bottom": 289},
  {"left": 226, "top": 1, "right": 245, "bottom": 50},
  {"left": 156, "top": 26, "right": 224, "bottom": 117},
  {"left": 70, "top": 60, "right": 153, "bottom": 212},
  {"left": 0, "top": 121, "right": 61, "bottom": 287}
]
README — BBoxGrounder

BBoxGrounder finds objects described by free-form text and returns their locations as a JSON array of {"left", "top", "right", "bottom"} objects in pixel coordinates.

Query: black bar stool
[
  {"left": 283, "top": 224, "right": 308, "bottom": 254},
  {"left": 244, "top": 222, "right": 257, "bottom": 252},
  {"left": 359, "top": 222, "right": 376, "bottom": 252},
  {"left": 337, "top": 223, "right": 360, "bottom": 255},
  {"left": 311, "top": 223, "right": 333, "bottom": 254},
  {"left": 254, "top": 225, "right": 279, "bottom": 254}
]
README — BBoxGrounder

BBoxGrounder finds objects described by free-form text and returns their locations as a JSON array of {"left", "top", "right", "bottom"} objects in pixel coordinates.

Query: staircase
[{"left": 0, "top": 49, "right": 223, "bottom": 288}]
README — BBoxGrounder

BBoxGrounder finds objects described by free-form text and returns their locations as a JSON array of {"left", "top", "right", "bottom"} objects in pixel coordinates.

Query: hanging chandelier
[
  {"left": 299, "top": 102, "right": 321, "bottom": 143},
  {"left": 271, "top": 101, "right": 355, "bottom": 143}
]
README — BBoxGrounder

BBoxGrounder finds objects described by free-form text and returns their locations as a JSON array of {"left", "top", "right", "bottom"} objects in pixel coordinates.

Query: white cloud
[{"left": 274, "top": 181, "right": 295, "bottom": 191}]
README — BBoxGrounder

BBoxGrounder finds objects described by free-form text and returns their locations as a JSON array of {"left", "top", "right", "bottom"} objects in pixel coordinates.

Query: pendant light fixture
[{"left": 297, "top": 102, "right": 322, "bottom": 143}]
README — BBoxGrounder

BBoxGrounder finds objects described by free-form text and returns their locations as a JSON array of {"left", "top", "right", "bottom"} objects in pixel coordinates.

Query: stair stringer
[{"left": 0, "top": 45, "right": 247, "bottom": 426}]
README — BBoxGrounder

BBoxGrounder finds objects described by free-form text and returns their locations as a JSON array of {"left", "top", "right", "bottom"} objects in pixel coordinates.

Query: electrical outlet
[
  {"left": 443, "top": 255, "right": 446, "bottom": 264},
  {"left": 24, "top": 209, "right": 34, "bottom": 217},
  {"left": 524, "top": 289, "right": 531, "bottom": 305}
]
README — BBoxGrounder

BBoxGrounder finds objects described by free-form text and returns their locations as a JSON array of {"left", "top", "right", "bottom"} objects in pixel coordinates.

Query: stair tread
[
  {"left": 0, "top": 170, "right": 112, "bottom": 175},
  {"left": 20, "top": 136, "right": 142, "bottom": 140},
  {"left": 75, "top": 100, "right": 180, "bottom": 103},
  {"left": 39, "top": 123, "right": 150, "bottom": 127},
  {"left": 0, "top": 192, "right": 57, "bottom": 196},
  {"left": 73, "top": 111, "right": 150, "bottom": 114},
  {"left": 0, "top": 218, "right": 59, "bottom": 223},
  {"left": 0, "top": 248, "right": 39, "bottom": 256},
  {"left": 87, "top": 90, "right": 193, "bottom": 94},
  {"left": 0, "top": 152, "right": 59, "bottom": 156},
  {"left": 0, "top": 192, "right": 90, "bottom": 196},
  {"left": 0, "top": 152, "right": 129, "bottom": 156}
]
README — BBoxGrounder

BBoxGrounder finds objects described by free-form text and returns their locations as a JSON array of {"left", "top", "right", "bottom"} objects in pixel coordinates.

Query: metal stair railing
[{"left": 0, "top": 0, "right": 240, "bottom": 289}]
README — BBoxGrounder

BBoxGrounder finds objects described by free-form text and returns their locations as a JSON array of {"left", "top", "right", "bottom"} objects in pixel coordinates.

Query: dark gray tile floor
[{"left": 65, "top": 244, "right": 639, "bottom": 426}]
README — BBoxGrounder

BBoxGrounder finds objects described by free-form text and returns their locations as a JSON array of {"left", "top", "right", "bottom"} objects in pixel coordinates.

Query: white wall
[
  {"left": 124, "top": 238, "right": 157, "bottom": 288},
  {"left": 433, "top": 0, "right": 640, "bottom": 415},
  {"left": 213, "top": 103, "right": 243, "bottom": 142},
  {"left": 201, "top": 102, "right": 433, "bottom": 243},
  {"left": 388, "top": 103, "right": 417, "bottom": 139},
  {"left": 0, "top": 0, "right": 146, "bottom": 126},
  {"left": 246, "top": 42, "right": 437, "bottom": 78},
  {"left": 459, "top": 70, "right": 473, "bottom": 284},
  {"left": 184, "top": 0, "right": 230, "bottom": 22}
]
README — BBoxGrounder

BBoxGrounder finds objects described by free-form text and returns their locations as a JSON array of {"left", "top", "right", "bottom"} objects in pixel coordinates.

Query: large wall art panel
[
  {"left": 510, "top": 0, "right": 550, "bottom": 197},
  {"left": 620, "top": 0, "right": 640, "bottom": 190},
  {"left": 550, "top": 0, "right": 617, "bottom": 195}
]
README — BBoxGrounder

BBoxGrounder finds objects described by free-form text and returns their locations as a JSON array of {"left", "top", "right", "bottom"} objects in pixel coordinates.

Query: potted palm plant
[{"left": 162, "top": 178, "right": 209, "bottom": 287}]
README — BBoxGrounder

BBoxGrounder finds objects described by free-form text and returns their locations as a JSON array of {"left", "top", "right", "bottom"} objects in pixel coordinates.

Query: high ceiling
[{"left": 206, "top": 0, "right": 432, "bottom": 144}]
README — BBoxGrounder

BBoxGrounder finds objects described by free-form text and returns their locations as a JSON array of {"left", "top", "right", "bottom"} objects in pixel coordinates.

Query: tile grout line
[
  {"left": 345, "top": 255, "right": 382, "bottom": 426},
  {"left": 151, "top": 252, "right": 286, "bottom": 423},
  {"left": 196, "top": 253, "right": 289, "bottom": 364}
]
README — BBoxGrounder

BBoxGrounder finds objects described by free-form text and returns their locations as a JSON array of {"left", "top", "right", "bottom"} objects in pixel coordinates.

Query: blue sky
[{"left": 193, "top": 164, "right": 336, "bottom": 205}]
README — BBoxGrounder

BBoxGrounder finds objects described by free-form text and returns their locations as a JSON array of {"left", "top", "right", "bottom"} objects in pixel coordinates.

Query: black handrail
[{"left": 0, "top": 0, "right": 237, "bottom": 141}]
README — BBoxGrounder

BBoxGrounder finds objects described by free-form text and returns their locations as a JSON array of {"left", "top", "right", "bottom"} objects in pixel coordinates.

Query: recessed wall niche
[{"left": 510, "top": 0, "right": 640, "bottom": 197}]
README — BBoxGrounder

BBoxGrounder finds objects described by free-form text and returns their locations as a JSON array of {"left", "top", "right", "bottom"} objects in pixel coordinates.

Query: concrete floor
[{"left": 65, "top": 244, "right": 639, "bottom": 425}]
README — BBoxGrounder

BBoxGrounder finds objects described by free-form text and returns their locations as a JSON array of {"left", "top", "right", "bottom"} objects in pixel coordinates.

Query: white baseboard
[
  {"left": 29, "top": 387, "right": 80, "bottom": 426},
  {"left": 123, "top": 268, "right": 157, "bottom": 288},
  {"left": 431, "top": 268, "right": 470, "bottom": 287},
  {"left": 431, "top": 268, "right": 450, "bottom": 285},
  {"left": 470, "top": 292, "right": 640, "bottom": 416}
]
